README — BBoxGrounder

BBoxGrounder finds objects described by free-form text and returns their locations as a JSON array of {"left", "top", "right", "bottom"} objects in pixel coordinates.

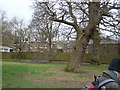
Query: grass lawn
[{"left": 2, "top": 61, "right": 108, "bottom": 88}]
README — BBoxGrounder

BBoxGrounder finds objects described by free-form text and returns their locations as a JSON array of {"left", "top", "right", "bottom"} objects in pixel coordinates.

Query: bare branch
[
  {"left": 50, "top": 17, "right": 74, "bottom": 27},
  {"left": 67, "top": 2, "right": 78, "bottom": 24}
]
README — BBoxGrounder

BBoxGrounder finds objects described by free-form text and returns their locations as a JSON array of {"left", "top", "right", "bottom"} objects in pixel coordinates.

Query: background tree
[
  {"left": 31, "top": 9, "right": 60, "bottom": 59},
  {"left": 1, "top": 11, "right": 15, "bottom": 47},
  {"left": 10, "top": 17, "right": 28, "bottom": 52},
  {"left": 33, "top": 1, "right": 120, "bottom": 73}
]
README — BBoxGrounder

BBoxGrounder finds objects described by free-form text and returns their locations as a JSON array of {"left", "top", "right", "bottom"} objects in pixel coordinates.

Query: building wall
[
  {"left": 17, "top": 41, "right": 118, "bottom": 56},
  {"left": 87, "top": 44, "right": 118, "bottom": 56}
]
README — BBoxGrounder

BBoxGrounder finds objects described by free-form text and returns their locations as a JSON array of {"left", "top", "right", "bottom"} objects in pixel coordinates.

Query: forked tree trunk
[
  {"left": 65, "top": 2, "right": 101, "bottom": 73},
  {"left": 66, "top": 27, "right": 95, "bottom": 73}
]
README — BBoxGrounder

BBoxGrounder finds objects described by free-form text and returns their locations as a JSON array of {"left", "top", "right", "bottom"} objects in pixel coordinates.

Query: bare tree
[
  {"left": 10, "top": 17, "right": 29, "bottom": 52},
  {"left": 31, "top": 9, "right": 60, "bottom": 54},
  {"left": 0, "top": 11, "right": 15, "bottom": 47},
  {"left": 33, "top": 1, "right": 120, "bottom": 72}
]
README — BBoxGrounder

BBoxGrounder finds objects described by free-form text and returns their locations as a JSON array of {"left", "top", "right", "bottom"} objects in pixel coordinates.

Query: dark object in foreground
[
  {"left": 82, "top": 75, "right": 115, "bottom": 89},
  {"left": 82, "top": 57, "right": 120, "bottom": 90}
]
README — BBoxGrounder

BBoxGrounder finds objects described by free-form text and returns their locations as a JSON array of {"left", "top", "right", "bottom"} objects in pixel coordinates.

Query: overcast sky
[
  {"left": 0, "top": 0, "right": 33, "bottom": 22},
  {"left": 0, "top": 0, "right": 118, "bottom": 39}
]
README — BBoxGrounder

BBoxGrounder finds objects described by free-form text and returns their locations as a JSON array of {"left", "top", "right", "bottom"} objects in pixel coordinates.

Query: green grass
[{"left": 2, "top": 61, "right": 108, "bottom": 88}]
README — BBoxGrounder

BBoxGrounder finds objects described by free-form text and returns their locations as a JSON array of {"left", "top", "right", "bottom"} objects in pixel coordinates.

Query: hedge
[{"left": 1, "top": 52, "right": 118, "bottom": 64}]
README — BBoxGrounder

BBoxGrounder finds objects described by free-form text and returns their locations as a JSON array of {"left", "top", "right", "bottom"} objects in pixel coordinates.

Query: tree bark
[{"left": 66, "top": 26, "right": 95, "bottom": 73}]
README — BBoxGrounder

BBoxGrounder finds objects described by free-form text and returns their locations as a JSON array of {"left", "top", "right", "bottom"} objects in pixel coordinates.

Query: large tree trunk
[
  {"left": 65, "top": 2, "right": 101, "bottom": 73},
  {"left": 66, "top": 26, "right": 95, "bottom": 73}
]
